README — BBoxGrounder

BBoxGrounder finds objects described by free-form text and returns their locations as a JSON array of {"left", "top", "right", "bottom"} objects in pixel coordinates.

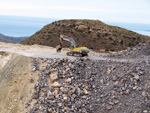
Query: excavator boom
[{"left": 60, "top": 34, "right": 77, "bottom": 47}]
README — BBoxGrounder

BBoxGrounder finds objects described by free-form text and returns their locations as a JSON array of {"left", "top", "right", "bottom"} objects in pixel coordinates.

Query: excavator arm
[
  {"left": 60, "top": 34, "right": 77, "bottom": 47},
  {"left": 56, "top": 34, "right": 77, "bottom": 52}
]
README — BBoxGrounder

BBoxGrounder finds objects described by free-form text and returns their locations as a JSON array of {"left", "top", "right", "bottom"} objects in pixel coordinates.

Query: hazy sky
[{"left": 0, "top": 0, "right": 150, "bottom": 24}]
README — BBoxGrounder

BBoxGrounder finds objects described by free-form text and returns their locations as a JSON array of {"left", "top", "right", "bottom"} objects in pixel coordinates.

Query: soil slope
[
  {"left": 0, "top": 55, "right": 37, "bottom": 113},
  {"left": 21, "top": 19, "right": 150, "bottom": 52}
]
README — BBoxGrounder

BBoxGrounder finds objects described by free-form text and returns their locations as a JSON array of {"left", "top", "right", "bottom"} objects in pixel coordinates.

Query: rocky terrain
[
  {"left": 26, "top": 57, "right": 149, "bottom": 113},
  {"left": 21, "top": 19, "right": 150, "bottom": 52},
  {"left": 110, "top": 41, "right": 150, "bottom": 59},
  {"left": 0, "top": 41, "right": 149, "bottom": 113}
]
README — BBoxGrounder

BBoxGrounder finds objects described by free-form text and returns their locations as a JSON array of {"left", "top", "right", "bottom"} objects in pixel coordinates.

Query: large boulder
[{"left": 77, "top": 25, "right": 88, "bottom": 31}]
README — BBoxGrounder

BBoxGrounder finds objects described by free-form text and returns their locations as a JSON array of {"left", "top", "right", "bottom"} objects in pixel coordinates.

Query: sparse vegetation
[{"left": 120, "top": 40, "right": 124, "bottom": 45}]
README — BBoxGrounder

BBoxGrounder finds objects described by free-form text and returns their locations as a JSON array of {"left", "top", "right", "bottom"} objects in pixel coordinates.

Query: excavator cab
[{"left": 70, "top": 44, "right": 76, "bottom": 50}]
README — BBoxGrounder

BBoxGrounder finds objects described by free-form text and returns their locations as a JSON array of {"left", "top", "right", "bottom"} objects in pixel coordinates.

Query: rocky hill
[
  {"left": 21, "top": 19, "right": 150, "bottom": 52},
  {"left": 0, "top": 33, "right": 28, "bottom": 43},
  {"left": 0, "top": 41, "right": 150, "bottom": 113}
]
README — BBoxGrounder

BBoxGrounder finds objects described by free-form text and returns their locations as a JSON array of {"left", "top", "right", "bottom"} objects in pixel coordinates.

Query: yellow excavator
[{"left": 56, "top": 34, "right": 89, "bottom": 57}]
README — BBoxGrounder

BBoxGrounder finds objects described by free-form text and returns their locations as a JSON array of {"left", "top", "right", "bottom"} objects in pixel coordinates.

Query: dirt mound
[
  {"left": 0, "top": 55, "right": 39, "bottom": 113},
  {"left": 21, "top": 19, "right": 150, "bottom": 52}
]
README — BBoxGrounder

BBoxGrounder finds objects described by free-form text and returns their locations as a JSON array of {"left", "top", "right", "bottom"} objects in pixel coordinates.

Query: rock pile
[
  {"left": 25, "top": 55, "right": 150, "bottom": 113},
  {"left": 110, "top": 41, "right": 150, "bottom": 59}
]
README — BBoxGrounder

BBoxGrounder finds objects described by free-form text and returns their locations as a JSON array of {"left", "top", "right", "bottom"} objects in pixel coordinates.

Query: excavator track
[
  {"left": 67, "top": 51, "right": 82, "bottom": 57},
  {"left": 82, "top": 53, "right": 88, "bottom": 57},
  {"left": 66, "top": 51, "right": 74, "bottom": 56},
  {"left": 67, "top": 51, "right": 88, "bottom": 57}
]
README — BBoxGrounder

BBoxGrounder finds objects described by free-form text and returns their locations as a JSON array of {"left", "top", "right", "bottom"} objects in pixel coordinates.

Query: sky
[{"left": 0, "top": 0, "right": 150, "bottom": 24}]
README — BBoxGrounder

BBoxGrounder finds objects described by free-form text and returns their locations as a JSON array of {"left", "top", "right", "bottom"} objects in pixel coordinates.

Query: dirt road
[{"left": 0, "top": 42, "right": 146, "bottom": 63}]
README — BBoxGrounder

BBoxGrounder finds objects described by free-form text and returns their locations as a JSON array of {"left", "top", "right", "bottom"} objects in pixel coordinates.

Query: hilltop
[{"left": 21, "top": 19, "right": 150, "bottom": 52}]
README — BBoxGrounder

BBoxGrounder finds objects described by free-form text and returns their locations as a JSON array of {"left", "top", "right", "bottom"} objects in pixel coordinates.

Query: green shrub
[
  {"left": 132, "top": 37, "right": 136, "bottom": 40},
  {"left": 128, "top": 42, "right": 132, "bottom": 47},
  {"left": 120, "top": 40, "right": 124, "bottom": 45},
  {"left": 109, "top": 37, "right": 113, "bottom": 40},
  {"left": 110, "top": 49, "right": 115, "bottom": 51},
  {"left": 105, "top": 49, "right": 109, "bottom": 51}
]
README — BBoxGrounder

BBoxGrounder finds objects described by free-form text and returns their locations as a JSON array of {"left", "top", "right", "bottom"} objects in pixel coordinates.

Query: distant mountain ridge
[
  {"left": 0, "top": 37, "right": 16, "bottom": 43},
  {"left": 0, "top": 33, "right": 29, "bottom": 43},
  {"left": 21, "top": 19, "right": 150, "bottom": 52}
]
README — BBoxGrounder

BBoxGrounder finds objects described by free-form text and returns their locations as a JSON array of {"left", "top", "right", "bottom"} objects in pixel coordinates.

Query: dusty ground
[
  {"left": 0, "top": 42, "right": 106, "bottom": 60},
  {"left": 0, "top": 42, "right": 67, "bottom": 57}
]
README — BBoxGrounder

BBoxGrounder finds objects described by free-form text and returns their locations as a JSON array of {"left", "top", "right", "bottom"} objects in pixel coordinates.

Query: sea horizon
[{"left": 0, "top": 15, "right": 150, "bottom": 37}]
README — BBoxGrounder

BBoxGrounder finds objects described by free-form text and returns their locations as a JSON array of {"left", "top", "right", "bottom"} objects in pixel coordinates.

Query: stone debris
[
  {"left": 52, "top": 82, "right": 61, "bottom": 88},
  {"left": 50, "top": 72, "right": 58, "bottom": 82},
  {"left": 26, "top": 41, "right": 150, "bottom": 113}
]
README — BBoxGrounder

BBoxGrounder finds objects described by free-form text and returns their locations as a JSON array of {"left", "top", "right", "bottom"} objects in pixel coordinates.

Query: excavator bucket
[{"left": 56, "top": 44, "right": 62, "bottom": 52}]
